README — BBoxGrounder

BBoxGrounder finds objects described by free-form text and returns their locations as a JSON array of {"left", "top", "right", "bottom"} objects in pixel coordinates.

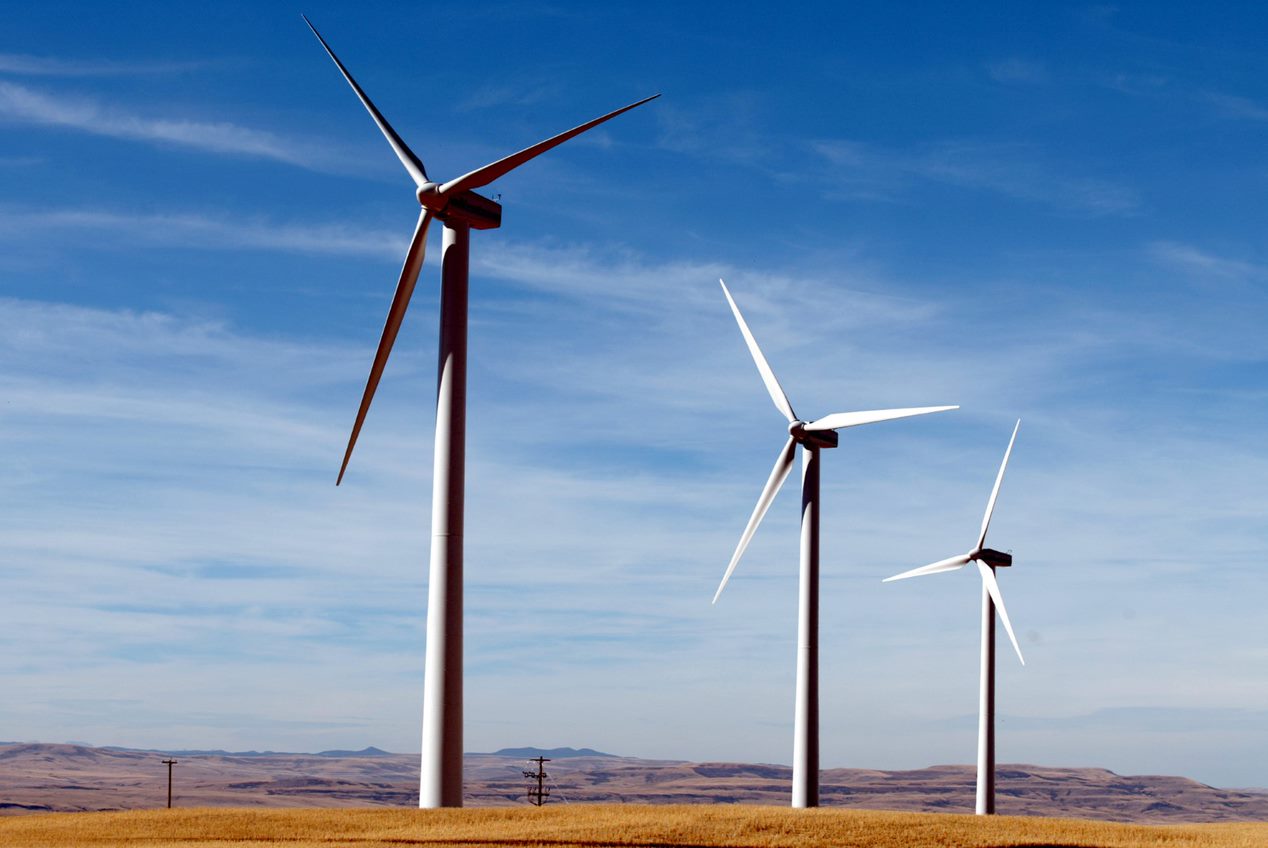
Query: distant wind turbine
[
  {"left": 304, "top": 16, "right": 657, "bottom": 809},
  {"left": 883, "top": 419, "right": 1024, "bottom": 815},
  {"left": 712, "top": 278, "right": 957, "bottom": 808}
]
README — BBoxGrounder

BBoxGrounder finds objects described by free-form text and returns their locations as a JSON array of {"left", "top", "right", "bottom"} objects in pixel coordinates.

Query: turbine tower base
[
  {"left": 791, "top": 445, "right": 820, "bottom": 808},
  {"left": 976, "top": 571, "right": 996, "bottom": 815},
  {"left": 420, "top": 222, "right": 470, "bottom": 809}
]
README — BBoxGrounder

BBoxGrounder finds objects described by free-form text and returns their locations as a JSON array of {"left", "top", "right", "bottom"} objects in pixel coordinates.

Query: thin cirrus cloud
[
  {"left": 1148, "top": 240, "right": 1266, "bottom": 281},
  {"left": 810, "top": 138, "right": 1140, "bottom": 216},
  {"left": 453, "top": 80, "right": 562, "bottom": 113},
  {"left": 0, "top": 205, "right": 404, "bottom": 259},
  {"left": 4, "top": 201, "right": 1236, "bottom": 409},
  {"left": 653, "top": 92, "right": 773, "bottom": 167},
  {"left": 985, "top": 58, "right": 1050, "bottom": 85},
  {"left": 0, "top": 80, "right": 348, "bottom": 172},
  {"left": 1201, "top": 90, "right": 1268, "bottom": 121},
  {"left": 0, "top": 52, "right": 213, "bottom": 77},
  {"left": 1102, "top": 76, "right": 1268, "bottom": 123},
  {"left": 5, "top": 202, "right": 1256, "bottom": 404}
]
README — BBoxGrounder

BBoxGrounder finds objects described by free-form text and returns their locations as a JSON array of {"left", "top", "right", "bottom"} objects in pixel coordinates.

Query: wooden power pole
[
  {"left": 161, "top": 759, "right": 177, "bottom": 808},
  {"left": 522, "top": 757, "right": 550, "bottom": 806}
]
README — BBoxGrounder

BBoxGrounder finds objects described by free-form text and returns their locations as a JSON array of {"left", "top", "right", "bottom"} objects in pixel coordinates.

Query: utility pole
[
  {"left": 161, "top": 759, "right": 177, "bottom": 808},
  {"left": 522, "top": 757, "right": 550, "bottom": 807}
]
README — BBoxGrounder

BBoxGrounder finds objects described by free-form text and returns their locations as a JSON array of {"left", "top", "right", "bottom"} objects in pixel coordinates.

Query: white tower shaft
[
  {"left": 792, "top": 445, "right": 820, "bottom": 808},
  {"left": 419, "top": 222, "right": 470, "bottom": 808},
  {"left": 976, "top": 567, "right": 996, "bottom": 815}
]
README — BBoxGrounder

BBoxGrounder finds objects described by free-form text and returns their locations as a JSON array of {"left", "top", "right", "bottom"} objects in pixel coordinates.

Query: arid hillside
[{"left": 1, "top": 743, "right": 1264, "bottom": 823}]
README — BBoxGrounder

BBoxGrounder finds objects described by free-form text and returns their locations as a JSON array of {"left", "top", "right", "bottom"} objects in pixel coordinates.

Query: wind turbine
[
  {"left": 883, "top": 419, "right": 1023, "bottom": 815},
  {"left": 712, "top": 278, "right": 957, "bottom": 808},
  {"left": 304, "top": 17, "right": 657, "bottom": 809}
]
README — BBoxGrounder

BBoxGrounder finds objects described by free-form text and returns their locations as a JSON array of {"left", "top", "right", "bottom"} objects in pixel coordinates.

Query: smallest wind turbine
[{"left": 883, "top": 419, "right": 1023, "bottom": 815}]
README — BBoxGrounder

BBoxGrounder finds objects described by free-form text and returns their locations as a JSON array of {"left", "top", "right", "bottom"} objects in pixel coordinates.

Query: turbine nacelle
[
  {"left": 973, "top": 547, "right": 1013, "bottom": 569},
  {"left": 442, "top": 189, "right": 503, "bottom": 230},
  {"left": 788, "top": 420, "right": 839, "bottom": 450},
  {"left": 415, "top": 183, "right": 503, "bottom": 230}
]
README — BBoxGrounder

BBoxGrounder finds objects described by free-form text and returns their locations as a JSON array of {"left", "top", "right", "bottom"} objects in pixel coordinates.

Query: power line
[{"left": 545, "top": 767, "right": 570, "bottom": 804}]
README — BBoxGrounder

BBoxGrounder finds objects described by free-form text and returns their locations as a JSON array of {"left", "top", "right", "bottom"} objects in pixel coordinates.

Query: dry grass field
[{"left": 0, "top": 805, "right": 1265, "bottom": 848}]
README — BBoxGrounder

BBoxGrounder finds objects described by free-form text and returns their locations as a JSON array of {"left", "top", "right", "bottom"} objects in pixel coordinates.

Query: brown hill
[{"left": 1, "top": 743, "right": 1264, "bottom": 823}]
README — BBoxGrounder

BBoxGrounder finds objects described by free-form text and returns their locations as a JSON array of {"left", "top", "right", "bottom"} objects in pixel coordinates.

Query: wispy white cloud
[
  {"left": 1148, "top": 241, "right": 1266, "bottom": 280},
  {"left": 0, "top": 206, "right": 404, "bottom": 258},
  {"left": 454, "top": 80, "right": 563, "bottom": 113},
  {"left": 1007, "top": 707, "right": 1268, "bottom": 733},
  {"left": 811, "top": 139, "right": 1140, "bottom": 215},
  {"left": 654, "top": 91, "right": 773, "bottom": 165},
  {"left": 1202, "top": 90, "right": 1268, "bottom": 121},
  {"left": 1102, "top": 77, "right": 1268, "bottom": 124},
  {"left": 1101, "top": 71, "right": 1171, "bottom": 97},
  {"left": 0, "top": 81, "right": 348, "bottom": 171},
  {"left": 986, "top": 58, "right": 1050, "bottom": 85},
  {"left": 0, "top": 52, "right": 212, "bottom": 77}
]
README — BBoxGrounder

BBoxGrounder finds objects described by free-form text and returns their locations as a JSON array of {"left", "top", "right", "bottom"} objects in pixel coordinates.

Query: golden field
[{"left": 1, "top": 805, "right": 1265, "bottom": 848}]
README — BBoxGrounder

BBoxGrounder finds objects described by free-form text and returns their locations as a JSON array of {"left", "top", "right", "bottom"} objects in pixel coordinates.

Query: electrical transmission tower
[{"left": 522, "top": 756, "right": 550, "bottom": 806}]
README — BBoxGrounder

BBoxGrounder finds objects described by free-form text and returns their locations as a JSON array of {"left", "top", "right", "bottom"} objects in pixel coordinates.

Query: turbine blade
[
  {"left": 438, "top": 94, "right": 659, "bottom": 196},
  {"left": 804, "top": 405, "right": 958, "bottom": 432},
  {"left": 337, "top": 210, "right": 432, "bottom": 485},
  {"left": 882, "top": 553, "right": 972, "bottom": 582},
  {"left": 977, "top": 419, "right": 1021, "bottom": 551},
  {"left": 718, "top": 279, "right": 797, "bottom": 423},
  {"left": 303, "top": 15, "right": 429, "bottom": 187},
  {"left": 977, "top": 560, "right": 1025, "bottom": 666},
  {"left": 712, "top": 436, "right": 797, "bottom": 604}
]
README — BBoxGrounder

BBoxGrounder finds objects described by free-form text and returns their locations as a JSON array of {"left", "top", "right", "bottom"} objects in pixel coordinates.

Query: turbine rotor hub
[
  {"left": 788, "top": 420, "right": 838, "bottom": 449},
  {"left": 416, "top": 181, "right": 446, "bottom": 210}
]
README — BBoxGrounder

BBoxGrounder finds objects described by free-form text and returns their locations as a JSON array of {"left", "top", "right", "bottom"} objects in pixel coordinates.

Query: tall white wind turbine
[
  {"left": 713, "top": 279, "right": 957, "bottom": 808},
  {"left": 883, "top": 419, "right": 1023, "bottom": 815},
  {"left": 305, "top": 17, "right": 657, "bottom": 809}
]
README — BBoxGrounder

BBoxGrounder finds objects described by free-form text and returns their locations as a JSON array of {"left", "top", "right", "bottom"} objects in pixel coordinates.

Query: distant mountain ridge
[
  {"left": 14, "top": 742, "right": 611, "bottom": 760},
  {"left": 92, "top": 745, "right": 393, "bottom": 758},
  {"left": 487, "top": 746, "right": 616, "bottom": 759}
]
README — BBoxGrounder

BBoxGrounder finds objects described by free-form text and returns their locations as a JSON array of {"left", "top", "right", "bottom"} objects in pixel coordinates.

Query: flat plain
[{"left": 1, "top": 805, "right": 1266, "bottom": 848}]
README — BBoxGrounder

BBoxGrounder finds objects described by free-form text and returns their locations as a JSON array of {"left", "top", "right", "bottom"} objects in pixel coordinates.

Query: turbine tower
[
  {"left": 712, "top": 278, "right": 956, "bottom": 808},
  {"left": 883, "top": 419, "right": 1024, "bottom": 815},
  {"left": 304, "top": 17, "right": 657, "bottom": 808}
]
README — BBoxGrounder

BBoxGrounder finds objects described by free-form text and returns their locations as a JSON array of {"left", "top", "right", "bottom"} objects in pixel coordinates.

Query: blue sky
[{"left": 2, "top": 2, "right": 1266, "bottom": 789}]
